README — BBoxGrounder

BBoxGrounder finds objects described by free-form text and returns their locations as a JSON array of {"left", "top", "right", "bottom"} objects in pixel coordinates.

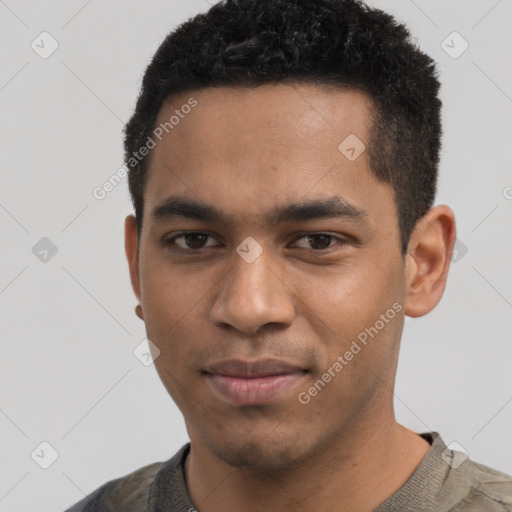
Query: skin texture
[{"left": 125, "top": 84, "right": 457, "bottom": 512}]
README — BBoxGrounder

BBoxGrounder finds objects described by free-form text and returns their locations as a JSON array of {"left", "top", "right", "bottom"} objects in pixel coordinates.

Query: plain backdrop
[{"left": 1, "top": 1, "right": 511, "bottom": 510}]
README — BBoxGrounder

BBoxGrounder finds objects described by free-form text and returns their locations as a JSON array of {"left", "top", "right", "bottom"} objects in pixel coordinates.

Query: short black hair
[{"left": 124, "top": 0, "right": 442, "bottom": 255}]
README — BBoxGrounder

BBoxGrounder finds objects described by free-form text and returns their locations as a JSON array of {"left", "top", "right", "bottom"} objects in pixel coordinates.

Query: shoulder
[
  {"left": 455, "top": 459, "right": 512, "bottom": 511},
  {"left": 376, "top": 432, "right": 512, "bottom": 512},
  {"left": 63, "top": 443, "right": 191, "bottom": 512},
  {"left": 63, "top": 461, "right": 164, "bottom": 512}
]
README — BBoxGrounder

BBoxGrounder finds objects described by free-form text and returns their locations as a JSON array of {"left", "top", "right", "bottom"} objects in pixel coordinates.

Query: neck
[{"left": 183, "top": 414, "right": 431, "bottom": 512}]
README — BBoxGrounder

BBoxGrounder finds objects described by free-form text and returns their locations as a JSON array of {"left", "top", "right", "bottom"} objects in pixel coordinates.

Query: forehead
[
  {"left": 144, "top": 83, "right": 396, "bottom": 231},
  {"left": 154, "top": 83, "right": 372, "bottom": 160}
]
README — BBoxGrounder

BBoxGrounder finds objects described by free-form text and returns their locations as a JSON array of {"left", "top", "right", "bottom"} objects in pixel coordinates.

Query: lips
[
  {"left": 205, "top": 358, "right": 305, "bottom": 378},
  {"left": 204, "top": 359, "right": 307, "bottom": 405}
]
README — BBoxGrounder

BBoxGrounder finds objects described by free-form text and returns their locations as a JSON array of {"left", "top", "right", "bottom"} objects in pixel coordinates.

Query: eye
[
  {"left": 164, "top": 232, "right": 221, "bottom": 250},
  {"left": 163, "top": 232, "right": 347, "bottom": 253},
  {"left": 293, "top": 233, "right": 346, "bottom": 251}
]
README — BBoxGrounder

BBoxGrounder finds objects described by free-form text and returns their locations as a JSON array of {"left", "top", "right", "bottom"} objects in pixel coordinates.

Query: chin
[{"left": 202, "top": 430, "right": 312, "bottom": 470}]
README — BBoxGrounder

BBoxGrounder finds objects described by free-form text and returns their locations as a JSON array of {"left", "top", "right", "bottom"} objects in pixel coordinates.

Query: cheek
[
  {"left": 139, "top": 246, "right": 212, "bottom": 326},
  {"left": 292, "top": 255, "right": 403, "bottom": 368},
  {"left": 138, "top": 261, "right": 207, "bottom": 371},
  {"left": 288, "top": 258, "right": 383, "bottom": 336},
  {"left": 148, "top": 314, "right": 206, "bottom": 413}
]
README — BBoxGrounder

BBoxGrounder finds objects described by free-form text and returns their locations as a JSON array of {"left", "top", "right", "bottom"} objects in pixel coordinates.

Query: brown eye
[
  {"left": 294, "top": 234, "right": 345, "bottom": 251},
  {"left": 182, "top": 233, "right": 209, "bottom": 249},
  {"left": 165, "top": 232, "right": 220, "bottom": 250}
]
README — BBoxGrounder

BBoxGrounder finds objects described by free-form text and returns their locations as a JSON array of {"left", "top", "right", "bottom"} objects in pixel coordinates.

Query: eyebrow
[{"left": 150, "top": 195, "right": 369, "bottom": 227}]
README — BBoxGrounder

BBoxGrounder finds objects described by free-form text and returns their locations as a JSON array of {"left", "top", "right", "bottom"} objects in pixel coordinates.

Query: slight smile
[{"left": 203, "top": 359, "right": 308, "bottom": 406}]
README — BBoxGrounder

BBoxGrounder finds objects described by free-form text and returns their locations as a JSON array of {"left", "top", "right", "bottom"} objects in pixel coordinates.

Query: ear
[
  {"left": 404, "top": 205, "right": 457, "bottom": 318},
  {"left": 125, "top": 215, "right": 142, "bottom": 306}
]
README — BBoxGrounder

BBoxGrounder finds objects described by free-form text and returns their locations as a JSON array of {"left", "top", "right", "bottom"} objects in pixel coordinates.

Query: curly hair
[{"left": 124, "top": 0, "right": 442, "bottom": 255}]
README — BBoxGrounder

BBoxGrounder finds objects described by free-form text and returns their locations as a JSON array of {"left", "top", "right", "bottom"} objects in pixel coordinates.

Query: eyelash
[{"left": 162, "top": 231, "right": 347, "bottom": 253}]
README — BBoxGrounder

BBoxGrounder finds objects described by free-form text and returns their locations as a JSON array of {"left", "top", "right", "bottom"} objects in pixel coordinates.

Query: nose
[{"left": 209, "top": 245, "right": 296, "bottom": 334}]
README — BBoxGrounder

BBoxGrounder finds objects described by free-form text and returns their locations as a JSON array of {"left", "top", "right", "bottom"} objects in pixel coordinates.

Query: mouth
[{"left": 203, "top": 359, "right": 308, "bottom": 406}]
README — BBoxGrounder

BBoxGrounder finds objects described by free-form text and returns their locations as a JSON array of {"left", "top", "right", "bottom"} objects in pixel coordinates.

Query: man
[{"left": 65, "top": 0, "right": 512, "bottom": 510}]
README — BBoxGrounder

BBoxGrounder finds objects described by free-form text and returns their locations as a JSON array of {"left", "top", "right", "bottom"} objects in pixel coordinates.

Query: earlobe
[
  {"left": 135, "top": 303, "right": 144, "bottom": 320},
  {"left": 125, "top": 214, "right": 142, "bottom": 304},
  {"left": 403, "top": 205, "right": 456, "bottom": 318}
]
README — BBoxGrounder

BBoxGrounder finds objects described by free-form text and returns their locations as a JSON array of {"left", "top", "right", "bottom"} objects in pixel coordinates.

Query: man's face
[{"left": 130, "top": 84, "right": 409, "bottom": 468}]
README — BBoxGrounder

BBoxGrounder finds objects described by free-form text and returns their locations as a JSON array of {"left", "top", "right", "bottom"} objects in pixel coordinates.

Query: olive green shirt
[{"left": 64, "top": 432, "right": 512, "bottom": 511}]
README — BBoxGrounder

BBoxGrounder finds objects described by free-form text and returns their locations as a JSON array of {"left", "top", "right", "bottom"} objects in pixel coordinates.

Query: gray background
[{"left": 1, "top": 0, "right": 511, "bottom": 510}]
